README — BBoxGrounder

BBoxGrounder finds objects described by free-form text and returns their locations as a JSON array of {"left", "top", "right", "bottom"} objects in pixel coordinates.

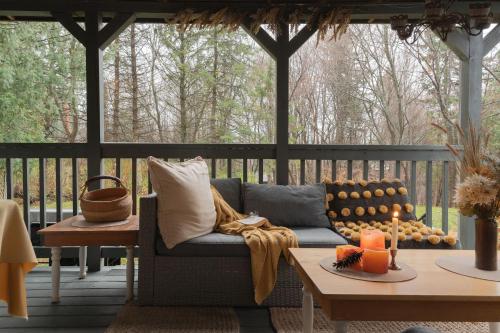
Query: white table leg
[
  {"left": 79, "top": 246, "right": 87, "bottom": 279},
  {"left": 490, "top": 322, "right": 500, "bottom": 333},
  {"left": 51, "top": 247, "right": 61, "bottom": 303},
  {"left": 302, "top": 286, "right": 314, "bottom": 333},
  {"left": 126, "top": 246, "right": 134, "bottom": 301}
]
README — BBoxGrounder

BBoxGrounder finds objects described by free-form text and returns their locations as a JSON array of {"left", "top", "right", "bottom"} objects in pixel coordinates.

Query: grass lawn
[
  {"left": 32, "top": 201, "right": 460, "bottom": 234},
  {"left": 416, "top": 205, "right": 459, "bottom": 233}
]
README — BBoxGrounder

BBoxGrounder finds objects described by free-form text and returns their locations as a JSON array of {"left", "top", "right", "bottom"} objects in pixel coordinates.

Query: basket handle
[{"left": 79, "top": 175, "right": 129, "bottom": 199}]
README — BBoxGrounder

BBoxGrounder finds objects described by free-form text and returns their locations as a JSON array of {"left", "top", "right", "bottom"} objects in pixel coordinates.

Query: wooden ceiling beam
[
  {"left": 241, "top": 21, "right": 278, "bottom": 59},
  {"left": 51, "top": 11, "right": 87, "bottom": 46},
  {"left": 97, "top": 12, "right": 135, "bottom": 49},
  {"left": 288, "top": 25, "right": 318, "bottom": 57}
]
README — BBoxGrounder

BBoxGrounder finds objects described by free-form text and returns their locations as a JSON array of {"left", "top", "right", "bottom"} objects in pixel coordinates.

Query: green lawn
[
  {"left": 32, "top": 201, "right": 459, "bottom": 233},
  {"left": 416, "top": 205, "right": 458, "bottom": 233}
]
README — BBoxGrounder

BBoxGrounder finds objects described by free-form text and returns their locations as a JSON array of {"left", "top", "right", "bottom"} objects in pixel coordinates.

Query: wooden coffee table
[
  {"left": 38, "top": 215, "right": 138, "bottom": 303},
  {"left": 290, "top": 248, "right": 500, "bottom": 333}
]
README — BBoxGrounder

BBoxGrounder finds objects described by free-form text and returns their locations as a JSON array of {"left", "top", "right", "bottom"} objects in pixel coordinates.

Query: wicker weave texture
[{"left": 139, "top": 194, "right": 303, "bottom": 306}]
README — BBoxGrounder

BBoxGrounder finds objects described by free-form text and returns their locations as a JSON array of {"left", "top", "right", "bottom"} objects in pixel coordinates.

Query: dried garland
[{"left": 165, "top": 6, "right": 351, "bottom": 42}]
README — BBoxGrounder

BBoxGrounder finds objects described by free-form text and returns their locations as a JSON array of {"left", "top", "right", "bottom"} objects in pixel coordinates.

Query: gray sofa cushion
[
  {"left": 243, "top": 183, "right": 330, "bottom": 228},
  {"left": 210, "top": 178, "right": 242, "bottom": 212},
  {"left": 156, "top": 227, "right": 347, "bottom": 257}
]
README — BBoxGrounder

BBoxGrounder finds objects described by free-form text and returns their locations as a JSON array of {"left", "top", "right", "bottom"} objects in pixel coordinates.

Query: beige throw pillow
[{"left": 147, "top": 156, "right": 216, "bottom": 249}]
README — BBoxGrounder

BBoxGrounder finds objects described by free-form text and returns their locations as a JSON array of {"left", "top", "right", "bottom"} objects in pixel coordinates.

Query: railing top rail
[
  {"left": 101, "top": 143, "right": 276, "bottom": 159},
  {"left": 289, "top": 144, "right": 458, "bottom": 161},
  {"left": 0, "top": 142, "right": 458, "bottom": 161}
]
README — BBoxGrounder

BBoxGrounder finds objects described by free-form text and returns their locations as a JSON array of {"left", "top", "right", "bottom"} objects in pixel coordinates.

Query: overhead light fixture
[{"left": 390, "top": 0, "right": 493, "bottom": 43}]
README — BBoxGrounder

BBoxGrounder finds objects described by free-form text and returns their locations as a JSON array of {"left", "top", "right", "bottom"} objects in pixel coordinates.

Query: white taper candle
[{"left": 391, "top": 211, "right": 399, "bottom": 250}]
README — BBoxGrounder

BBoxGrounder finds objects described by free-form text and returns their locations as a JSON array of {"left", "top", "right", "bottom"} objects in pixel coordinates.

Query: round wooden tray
[
  {"left": 436, "top": 255, "right": 500, "bottom": 282},
  {"left": 319, "top": 256, "right": 417, "bottom": 282},
  {"left": 71, "top": 219, "right": 130, "bottom": 228}
]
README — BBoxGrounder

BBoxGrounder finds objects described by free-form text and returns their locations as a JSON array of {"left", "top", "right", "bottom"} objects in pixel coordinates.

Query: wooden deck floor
[{"left": 0, "top": 266, "right": 274, "bottom": 333}]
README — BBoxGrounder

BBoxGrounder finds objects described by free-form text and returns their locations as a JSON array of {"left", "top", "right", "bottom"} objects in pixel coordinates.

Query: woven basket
[{"left": 80, "top": 176, "right": 132, "bottom": 223}]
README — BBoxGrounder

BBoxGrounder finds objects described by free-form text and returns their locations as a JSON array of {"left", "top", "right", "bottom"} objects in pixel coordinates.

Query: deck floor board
[{"left": 0, "top": 266, "right": 275, "bottom": 332}]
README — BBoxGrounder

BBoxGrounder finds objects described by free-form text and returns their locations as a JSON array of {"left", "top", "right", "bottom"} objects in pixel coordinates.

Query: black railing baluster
[
  {"left": 22, "top": 158, "right": 30, "bottom": 235},
  {"left": 243, "top": 158, "right": 248, "bottom": 183},
  {"left": 72, "top": 158, "right": 79, "bottom": 216},
  {"left": 315, "top": 160, "right": 321, "bottom": 183},
  {"left": 115, "top": 158, "right": 121, "bottom": 187},
  {"left": 258, "top": 159, "right": 264, "bottom": 184},
  {"left": 211, "top": 159, "right": 216, "bottom": 179},
  {"left": 425, "top": 161, "right": 433, "bottom": 227},
  {"left": 331, "top": 160, "right": 337, "bottom": 180},
  {"left": 132, "top": 158, "right": 137, "bottom": 215},
  {"left": 347, "top": 160, "right": 353, "bottom": 179},
  {"left": 300, "top": 160, "right": 305, "bottom": 185},
  {"left": 39, "top": 158, "right": 46, "bottom": 229},
  {"left": 363, "top": 160, "right": 369, "bottom": 180},
  {"left": 442, "top": 161, "right": 449, "bottom": 234},
  {"left": 55, "top": 158, "right": 62, "bottom": 222},
  {"left": 148, "top": 169, "right": 153, "bottom": 194},
  {"left": 410, "top": 161, "right": 417, "bottom": 208},
  {"left": 395, "top": 160, "right": 401, "bottom": 179},
  {"left": 6, "top": 158, "right": 13, "bottom": 199},
  {"left": 227, "top": 159, "right": 232, "bottom": 178},
  {"left": 379, "top": 160, "right": 385, "bottom": 180}
]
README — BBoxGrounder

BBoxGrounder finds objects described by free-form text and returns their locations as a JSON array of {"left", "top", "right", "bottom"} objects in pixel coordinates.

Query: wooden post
[
  {"left": 242, "top": 24, "right": 316, "bottom": 185},
  {"left": 443, "top": 26, "right": 500, "bottom": 249},
  {"left": 275, "top": 24, "right": 289, "bottom": 185},
  {"left": 85, "top": 9, "right": 105, "bottom": 272},
  {"left": 53, "top": 8, "right": 134, "bottom": 271}
]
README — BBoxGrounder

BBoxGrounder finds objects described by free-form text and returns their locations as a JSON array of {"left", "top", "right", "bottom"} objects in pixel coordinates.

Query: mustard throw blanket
[
  {"left": 0, "top": 200, "right": 37, "bottom": 318},
  {"left": 211, "top": 187, "right": 298, "bottom": 304}
]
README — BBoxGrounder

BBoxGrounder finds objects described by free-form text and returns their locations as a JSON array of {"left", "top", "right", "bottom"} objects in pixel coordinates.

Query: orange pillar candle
[
  {"left": 362, "top": 247, "right": 389, "bottom": 274},
  {"left": 336, "top": 245, "right": 363, "bottom": 271},
  {"left": 360, "top": 229, "right": 385, "bottom": 250}
]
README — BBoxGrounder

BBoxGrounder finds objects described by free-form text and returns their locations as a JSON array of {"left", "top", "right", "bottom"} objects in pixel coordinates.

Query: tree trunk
[
  {"left": 130, "top": 24, "right": 139, "bottom": 142},
  {"left": 210, "top": 27, "right": 218, "bottom": 143},
  {"left": 179, "top": 30, "right": 188, "bottom": 143},
  {"left": 112, "top": 37, "right": 121, "bottom": 142}
]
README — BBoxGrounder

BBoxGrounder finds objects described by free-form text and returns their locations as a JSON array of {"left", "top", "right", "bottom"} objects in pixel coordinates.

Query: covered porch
[{"left": 0, "top": 0, "right": 499, "bottom": 332}]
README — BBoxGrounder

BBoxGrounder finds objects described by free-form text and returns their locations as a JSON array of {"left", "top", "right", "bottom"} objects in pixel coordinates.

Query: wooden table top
[
  {"left": 38, "top": 215, "right": 139, "bottom": 247},
  {"left": 290, "top": 248, "right": 500, "bottom": 302}
]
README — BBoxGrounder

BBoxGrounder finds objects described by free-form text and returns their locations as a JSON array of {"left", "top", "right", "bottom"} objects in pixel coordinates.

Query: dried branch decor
[
  {"left": 165, "top": 6, "right": 351, "bottom": 42},
  {"left": 432, "top": 121, "right": 499, "bottom": 220}
]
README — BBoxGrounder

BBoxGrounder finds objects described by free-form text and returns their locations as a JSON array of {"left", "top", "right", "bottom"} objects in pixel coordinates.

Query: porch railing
[{"left": 0, "top": 143, "right": 456, "bottom": 261}]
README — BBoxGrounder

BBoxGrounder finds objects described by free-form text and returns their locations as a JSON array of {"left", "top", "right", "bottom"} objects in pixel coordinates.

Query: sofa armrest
[{"left": 139, "top": 193, "right": 157, "bottom": 257}]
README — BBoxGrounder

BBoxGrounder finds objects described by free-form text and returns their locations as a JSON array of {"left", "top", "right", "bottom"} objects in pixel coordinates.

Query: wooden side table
[{"left": 38, "top": 215, "right": 139, "bottom": 303}]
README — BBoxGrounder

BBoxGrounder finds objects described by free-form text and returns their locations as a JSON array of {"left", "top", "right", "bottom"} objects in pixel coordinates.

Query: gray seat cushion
[
  {"left": 156, "top": 227, "right": 347, "bottom": 257},
  {"left": 243, "top": 183, "right": 330, "bottom": 228}
]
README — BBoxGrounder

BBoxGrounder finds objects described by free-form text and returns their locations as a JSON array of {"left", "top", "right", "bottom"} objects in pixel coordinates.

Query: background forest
[{"left": 0, "top": 22, "right": 499, "bottom": 231}]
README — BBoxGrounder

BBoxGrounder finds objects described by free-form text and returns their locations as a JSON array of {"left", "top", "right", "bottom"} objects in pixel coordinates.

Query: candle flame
[{"left": 393, "top": 211, "right": 399, "bottom": 218}]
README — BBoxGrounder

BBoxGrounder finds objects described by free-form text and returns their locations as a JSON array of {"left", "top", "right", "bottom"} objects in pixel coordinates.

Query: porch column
[
  {"left": 444, "top": 25, "right": 500, "bottom": 249},
  {"left": 243, "top": 24, "right": 317, "bottom": 185},
  {"left": 85, "top": 9, "right": 105, "bottom": 272},
  {"left": 275, "top": 24, "right": 290, "bottom": 185},
  {"left": 54, "top": 9, "right": 134, "bottom": 271}
]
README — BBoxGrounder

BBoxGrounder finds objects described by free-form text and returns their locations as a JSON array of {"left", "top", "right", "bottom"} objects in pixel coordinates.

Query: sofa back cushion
[
  {"left": 326, "top": 179, "right": 416, "bottom": 223},
  {"left": 243, "top": 183, "right": 330, "bottom": 228},
  {"left": 147, "top": 156, "right": 216, "bottom": 249},
  {"left": 210, "top": 178, "right": 242, "bottom": 213}
]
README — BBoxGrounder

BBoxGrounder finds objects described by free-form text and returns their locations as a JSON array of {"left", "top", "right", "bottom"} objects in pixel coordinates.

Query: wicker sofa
[{"left": 138, "top": 179, "right": 347, "bottom": 307}]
